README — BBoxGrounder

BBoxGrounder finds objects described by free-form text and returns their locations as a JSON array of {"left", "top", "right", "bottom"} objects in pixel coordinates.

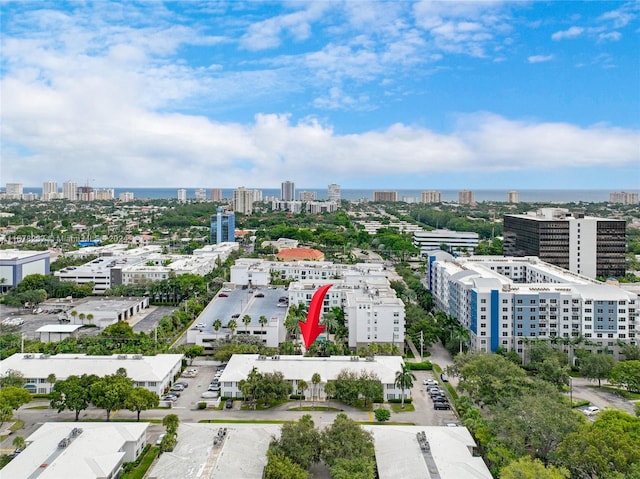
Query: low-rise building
[
  {"left": 413, "top": 229, "right": 479, "bottom": 255},
  {"left": 2, "top": 422, "right": 149, "bottom": 479},
  {"left": 0, "top": 249, "right": 51, "bottom": 292}
]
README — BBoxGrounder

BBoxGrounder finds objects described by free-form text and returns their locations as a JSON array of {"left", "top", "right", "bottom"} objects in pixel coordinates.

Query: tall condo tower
[
  {"left": 211, "top": 207, "right": 235, "bottom": 244},
  {"left": 327, "top": 184, "right": 341, "bottom": 202},
  {"left": 281, "top": 181, "right": 295, "bottom": 201}
]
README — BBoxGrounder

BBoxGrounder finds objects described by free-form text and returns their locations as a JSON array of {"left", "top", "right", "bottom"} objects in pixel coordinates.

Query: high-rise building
[
  {"left": 194, "top": 188, "right": 207, "bottom": 201},
  {"left": 373, "top": 191, "right": 398, "bottom": 202},
  {"left": 507, "top": 191, "right": 520, "bottom": 203},
  {"left": 5, "top": 183, "right": 23, "bottom": 199},
  {"left": 211, "top": 207, "right": 235, "bottom": 244},
  {"left": 63, "top": 181, "right": 77, "bottom": 201},
  {"left": 610, "top": 191, "right": 638, "bottom": 205},
  {"left": 233, "top": 187, "right": 255, "bottom": 215},
  {"left": 299, "top": 191, "right": 317, "bottom": 202},
  {"left": 177, "top": 189, "right": 187, "bottom": 203},
  {"left": 42, "top": 181, "right": 58, "bottom": 200},
  {"left": 458, "top": 190, "right": 475, "bottom": 205},
  {"left": 281, "top": 181, "right": 295, "bottom": 201},
  {"left": 119, "top": 192, "right": 135, "bottom": 202},
  {"left": 94, "top": 188, "right": 114, "bottom": 200},
  {"left": 421, "top": 190, "right": 441, "bottom": 204},
  {"left": 76, "top": 186, "right": 94, "bottom": 201},
  {"left": 210, "top": 188, "right": 222, "bottom": 202},
  {"left": 503, "top": 208, "right": 626, "bottom": 278},
  {"left": 327, "top": 184, "right": 341, "bottom": 202}
]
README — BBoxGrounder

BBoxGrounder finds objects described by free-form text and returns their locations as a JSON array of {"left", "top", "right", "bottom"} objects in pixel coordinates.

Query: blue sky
[{"left": 1, "top": 1, "right": 638, "bottom": 189}]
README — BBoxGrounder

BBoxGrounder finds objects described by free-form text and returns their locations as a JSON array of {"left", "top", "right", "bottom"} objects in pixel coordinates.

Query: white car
[
  {"left": 201, "top": 391, "right": 218, "bottom": 398},
  {"left": 194, "top": 323, "right": 206, "bottom": 329},
  {"left": 584, "top": 406, "right": 600, "bottom": 416},
  {"left": 423, "top": 379, "right": 438, "bottom": 386}
]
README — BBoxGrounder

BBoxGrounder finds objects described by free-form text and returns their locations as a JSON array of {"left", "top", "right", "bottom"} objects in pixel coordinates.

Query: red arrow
[{"left": 299, "top": 284, "right": 332, "bottom": 348}]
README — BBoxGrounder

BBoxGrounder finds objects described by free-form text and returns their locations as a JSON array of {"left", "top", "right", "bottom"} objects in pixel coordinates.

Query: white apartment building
[
  {"left": 458, "top": 190, "right": 474, "bottom": 205},
  {"left": 610, "top": 191, "right": 638, "bottom": 205},
  {"left": 327, "top": 183, "right": 341, "bottom": 202},
  {"left": 421, "top": 190, "right": 441, "bottom": 203},
  {"left": 5, "top": 183, "right": 23, "bottom": 199},
  {"left": 42, "top": 181, "right": 59, "bottom": 200},
  {"left": 63, "top": 181, "right": 77, "bottom": 200},
  {"left": 233, "top": 187, "right": 256, "bottom": 215},
  {"left": 119, "top": 191, "right": 135, "bottom": 202},
  {"left": 507, "top": 190, "right": 520, "bottom": 203},
  {"left": 413, "top": 229, "right": 479, "bottom": 255},
  {"left": 177, "top": 188, "right": 187, "bottom": 202},
  {"left": 272, "top": 200, "right": 303, "bottom": 213},
  {"left": 425, "top": 252, "right": 638, "bottom": 359},
  {"left": 299, "top": 191, "right": 317, "bottom": 201},
  {"left": 306, "top": 201, "right": 338, "bottom": 214},
  {"left": 194, "top": 188, "right": 207, "bottom": 201}
]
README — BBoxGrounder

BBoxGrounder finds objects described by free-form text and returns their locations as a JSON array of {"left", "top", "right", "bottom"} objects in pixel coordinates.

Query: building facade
[
  {"left": 425, "top": 253, "right": 637, "bottom": 359},
  {"left": 232, "top": 187, "right": 255, "bottom": 215},
  {"left": 373, "top": 191, "right": 398, "bottom": 202},
  {"left": 211, "top": 207, "right": 235, "bottom": 244},
  {"left": 458, "top": 190, "right": 475, "bottom": 205},
  {"left": 42, "top": 181, "right": 59, "bottom": 200},
  {"left": 5, "top": 183, "right": 23, "bottom": 199},
  {"left": 177, "top": 188, "right": 187, "bottom": 203},
  {"left": 299, "top": 191, "right": 317, "bottom": 201},
  {"left": 328, "top": 183, "right": 341, "bottom": 202},
  {"left": 413, "top": 229, "right": 479, "bottom": 255},
  {"left": 210, "top": 188, "right": 222, "bottom": 201},
  {"left": 281, "top": 181, "right": 295, "bottom": 201},
  {"left": 504, "top": 208, "right": 626, "bottom": 278},
  {"left": 421, "top": 190, "right": 441, "bottom": 204},
  {"left": 507, "top": 191, "right": 520, "bottom": 203},
  {"left": 63, "top": 181, "right": 77, "bottom": 200},
  {"left": 0, "top": 249, "right": 51, "bottom": 292},
  {"left": 610, "top": 191, "right": 639, "bottom": 205}
]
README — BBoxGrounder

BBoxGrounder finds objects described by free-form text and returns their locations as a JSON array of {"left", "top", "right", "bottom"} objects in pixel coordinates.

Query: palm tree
[
  {"left": 259, "top": 315, "right": 268, "bottom": 335},
  {"left": 227, "top": 319, "right": 237, "bottom": 337},
  {"left": 453, "top": 325, "right": 470, "bottom": 354},
  {"left": 321, "top": 312, "right": 340, "bottom": 342},
  {"left": 324, "top": 381, "right": 336, "bottom": 409},
  {"left": 311, "top": 373, "right": 321, "bottom": 408},
  {"left": 78, "top": 313, "right": 86, "bottom": 325},
  {"left": 284, "top": 314, "right": 300, "bottom": 342},
  {"left": 213, "top": 319, "right": 222, "bottom": 339},
  {"left": 86, "top": 313, "right": 94, "bottom": 325},
  {"left": 394, "top": 364, "right": 416, "bottom": 409},
  {"left": 297, "top": 379, "right": 308, "bottom": 408},
  {"left": 70, "top": 310, "right": 78, "bottom": 324},
  {"left": 242, "top": 314, "right": 252, "bottom": 334}
]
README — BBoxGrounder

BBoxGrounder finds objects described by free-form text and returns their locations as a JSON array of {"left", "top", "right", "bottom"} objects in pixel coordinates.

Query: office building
[
  {"left": 373, "top": 191, "right": 398, "bottom": 202},
  {"left": 210, "top": 188, "right": 222, "bottom": 201},
  {"left": 610, "top": 191, "right": 638, "bottom": 205},
  {"left": 421, "top": 190, "right": 441, "bottom": 204},
  {"left": 328, "top": 183, "right": 341, "bottom": 202},
  {"left": 177, "top": 188, "right": 187, "bottom": 203},
  {"left": 413, "top": 229, "right": 479, "bottom": 255},
  {"left": 5, "top": 183, "right": 23, "bottom": 199},
  {"left": 42, "top": 181, "right": 58, "bottom": 200},
  {"left": 0, "top": 249, "right": 51, "bottom": 292},
  {"left": 211, "top": 207, "right": 235, "bottom": 244},
  {"left": 504, "top": 208, "right": 626, "bottom": 278},
  {"left": 458, "top": 190, "right": 475, "bottom": 205},
  {"left": 281, "top": 180, "right": 295, "bottom": 201},
  {"left": 63, "top": 181, "right": 77, "bottom": 200},
  {"left": 194, "top": 188, "right": 207, "bottom": 201},
  {"left": 507, "top": 191, "right": 520, "bottom": 203},
  {"left": 424, "top": 253, "right": 637, "bottom": 359},
  {"left": 232, "top": 187, "right": 255, "bottom": 215},
  {"left": 299, "top": 191, "right": 317, "bottom": 201}
]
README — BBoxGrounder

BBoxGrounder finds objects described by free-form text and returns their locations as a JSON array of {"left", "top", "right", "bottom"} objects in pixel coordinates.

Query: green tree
[
  {"left": 12, "top": 435, "right": 26, "bottom": 451},
  {"left": 50, "top": 374, "right": 98, "bottom": 421},
  {"left": 213, "top": 318, "right": 222, "bottom": 339},
  {"left": 0, "top": 387, "right": 32, "bottom": 411},
  {"left": 0, "top": 404, "right": 13, "bottom": 429},
  {"left": 227, "top": 319, "right": 237, "bottom": 336},
  {"left": 0, "top": 369, "right": 25, "bottom": 388},
  {"left": 321, "top": 413, "right": 375, "bottom": 468},
  {"left": 162, "top": 413, "right": 180, "bottom": 434},
  {"left": 242, "top": 314, "right": 252, "bottom": 333},
  {"left": 297, "top": 379, "right": 308, "bottom": 407},
  {"left": 264, "top": 449, "right": 309, "bottom": 479},
  {"left": 90, "top": 373, "right": 134, "bottom": 421},
  {"left": 537, "top": 356, "right": 570, "bottom": 389},
  {"left": 271, "top": 414, "right": 320, "bottom": 469},
  {"left": 394, "top": 364, "right": 416, "bottom": 409},
  {"left": 501, "top": 456, "right": 570, "bottom": 479},
  {"left": 183, "top": 345, "right": 204, "bottom": 364},
  {"left": 330, "top": 456, "right": 376, "bottom": 479},
  {"left": 125, "top": 387, "right": 159, "bottom": 421},
  {"left": 311, "top": 372, "right": 321, "bottom": 408},
  {"left": 324, "top": 381, "right": 336, "bottom": 409},
  {"left": 374, "top": 408, "right": 391, "bottom": 422},
  {"left": 580, "top": 353, "right": 615, "bottom": 387},
  {"left": 609, "top": 360, "right": 640, "bottom": 392},
  {"left": 259, "top": 315, "right": 268, "bottom": 334}
]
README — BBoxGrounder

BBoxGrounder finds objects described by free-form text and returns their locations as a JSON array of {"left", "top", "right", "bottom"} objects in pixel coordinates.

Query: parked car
[
  {"left": 162, "top": 394, "right": 178, "bottom": 402},
  {"left": 231, "top": 313, "right": 240, "bottom": 318},
  {"left": 174, "top": 381, "right": 188, "bottom": 388},
  {"left": 434, "top": 400, "right": 450, "bottom": 410},
  {"left": 255, "top": 293, "right": 264, "bottom": 298},
  {"left": 194, "top": 323, "right": 206, "bottom": 329},
  {"left": 584, "top": 406, "right": 600, "bottom": 416},
  {"left": 440, "top": 373, "right": 449, "bottom": 382},
  {"left": 201, "top": 391, "right": 218, "bottom": 398},
  {"left": 225, "top": 399, "right": 233, "bottom": 409},
  {"left": 170, "top": 384, "right": 185, "bottom": 392},
  {"left": 423, "top": 379, "right": 438, "bottom": 386},
  {"left": 218, "top": 293, "right": 228, "bottom": 297}
]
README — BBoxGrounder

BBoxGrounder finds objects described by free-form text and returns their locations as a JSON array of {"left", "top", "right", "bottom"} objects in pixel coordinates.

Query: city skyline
[{"left": 1, "top": 1, "right": 638, "bottom": 189}]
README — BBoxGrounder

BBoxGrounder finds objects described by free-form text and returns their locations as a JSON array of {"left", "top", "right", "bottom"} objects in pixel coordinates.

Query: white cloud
[
  {"left": 528, "top": 54, "right": 554, "bottom": 63},
  {"left": 551, "top": 26, "right": 585, "bottom": 40},
  {"left": 598, "top": 31, "right": 622, "bottom": 42}
]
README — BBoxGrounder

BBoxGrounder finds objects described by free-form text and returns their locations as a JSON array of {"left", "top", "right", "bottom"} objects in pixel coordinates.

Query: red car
[{"left": 218, "top": 293, "right": 228, "bottom": 297}]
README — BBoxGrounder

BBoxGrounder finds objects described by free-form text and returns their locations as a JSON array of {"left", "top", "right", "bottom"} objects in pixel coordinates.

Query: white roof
[
  {"left": 1, "top": 353, "right": 183, "bottom": 382},
  {"left": 364, "top": 425, "right": 492, "bottom": 479},
  {"left": 220, "top": 354, "right": 404, "bottom": 384},
  {"left": 2, "top": 422, "right": 148, "bottom": 479},
  {"left": 35, "top": 325, "right": 84, "bottom": 333},
  {"left": 0, "top": 249, "right": 49, "bottom": 260}
]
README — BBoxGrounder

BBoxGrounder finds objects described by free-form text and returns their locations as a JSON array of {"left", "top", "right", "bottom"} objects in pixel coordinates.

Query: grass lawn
[
  {"left": 25, "top": 405, "right": 49, "bottom": 410},
  {"left": 121, "top": 446, "right": 159, "bottom": 479},
  {"left": 287, "top": 406, "right": 342, "bottom": 412},
  {"left": 390, "top": 403, "right": 415, "bottom": 413}
]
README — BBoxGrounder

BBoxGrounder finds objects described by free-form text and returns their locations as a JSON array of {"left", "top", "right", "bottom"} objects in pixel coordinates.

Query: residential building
[
  {"left": 1, "top": 353, "right": 183, "bottom": 395},
  {"left": 210, "top": 188, "right": 222, "bottom": 201},
  {"left": 503, "top": 208, "right": 626, "bottom": 278},
  {"left": 232, "top": 187, "right": 255, "bottom": 215},
  {"left": 424, "top": 253, "right": 637, "bottom": 358},
  {"left": 373, "top": 191, "right": 398, "bottom": 202},
  {"left": 358, "top": 220, "right": 423, "bottom": 235},
  {"left": 299, "top": 191, "right": 317, "bottom": 201},
  {"left": 281, "top": 180, "right": 295, "bottom": 201},
  {"left": 610, "top": 191, "right": 639, "bottom": 205},
  {"left": 421, "top": 190, "right": 441, "bottom": 203},
  {"left": 2, "top": 422, "right": 149, "bottom": 479},
  {"left": 507, "top": 190, "right": 520, "bottom": 203},
  {"left": 211, "top": 207, "right": 235, "bottom": 244},
  {"left": 119, "top": 191, "right": 135, "bottom": 202},
  {"left": 458, "top": 190, "right": 475, "bottom": 205},
  {"left": 94, "top": 188, "right": 114, "bottom": 200},
  {"left": 5, "top": 182, "right": 23, "bottom": 199},
  {"left": 275, "top": 248, "right": 325, "bottom": 261},
  {"left": 219, "top": 354, "right": 406, "bottom": 401},
  {"left": 271, "top": 199, "right": 303, "bottom": 213},
  {"left": 413, "top": 229, "right": 479, "bottom": 255},
  {"left": 76, "top": 186, "right": 94, "bottom": 201},
  {"left": 0, "top": 249, "right": 51, "bottom": 292},
  {"left": 327, "top": 183, "right": 341, "bottom": 202},
  {"left": 42, "top": 180, "right": 58, "bottom": 200},
  {"left": 306, "top": 200, "right": 338, "bottom": 214},
  {"left": 63, "top": 180, "right": 77, "bottom": 200},
  {"left": 194, "top": 188, "right": 207, "bottom": 201},
  {"left": 177, "top": 188, "right": 187, "bottom": 203}
]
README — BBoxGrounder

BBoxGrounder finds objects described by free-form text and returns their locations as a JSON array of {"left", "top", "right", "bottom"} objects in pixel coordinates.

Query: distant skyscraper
[
  {"left": 42, "top": 181, "right": 58, "bottom": 200},
  {"left": 373, "top": 191, "right": 398, "bottom": 202},
  {"left": 177, "top": 189, "right": 187, "bottom": 203},
  {"left": 327, "top": 184, "right": 341, "bottom": 202},
  {"left": 299, "top": 191, "right": 317, "bottom": 201},
  {"left": 210, "top": 188, "right": 222, "bottom": 201},
  {"left": 119, "top": 192, "right": 135, "bottom": 202},
  {"left": 281, "top": 181, "right": 295, "bottom": 201},
  {"left": 211, "top": 207, "right": 235, "bottom": 244},
  {"left": 63, "top": 181, "right": 77, "bottom": 201},
  {"left": 458, "top": 190, "right": 475, "bottom": 205},
  {"left": 94, "top": 188, "right": 114, "bottom": 200},
  {"left": 507, "top": 191, "right": 520, "bottom": 203},
  {"left": 610, "top": 191, "right": 638, "bottom": 205},
  {"left": 5, "top": 183, "right": 23, "bottom": 199},
  {"left": 194, "top": 188, "right": 207, "bottom": 201},
  {"left": 421, "top": 190, "right": 441, "bottom": 204},
  {"left": 76, "top": 186, "right": 94, "bottom": 201},
  {"left": 233, "top": 187, "right": 255, "bottom": 215}
]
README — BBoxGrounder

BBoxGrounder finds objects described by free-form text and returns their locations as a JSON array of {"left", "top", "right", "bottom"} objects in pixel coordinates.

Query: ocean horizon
[{"left": 18, "top": 187, "right": 639, "bottom": 203}]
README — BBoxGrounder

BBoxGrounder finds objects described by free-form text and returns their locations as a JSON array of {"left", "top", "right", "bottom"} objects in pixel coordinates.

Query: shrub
[
  {"left": 406, "top": 361, "right": 432, "bottom": 370},
  {"left": 374, "top": 408, "right": 391, "bottom": 422},
  {"left": 388, "top": 398, "right": 412, "bottom": 404},
  {"left": 197, "top": 402, "right": 207, "bottom": 410}
]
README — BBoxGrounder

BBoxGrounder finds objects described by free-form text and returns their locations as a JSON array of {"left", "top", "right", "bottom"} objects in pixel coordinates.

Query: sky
[{"left": 1, "top": 0, "right": 639, "bottom": 190}]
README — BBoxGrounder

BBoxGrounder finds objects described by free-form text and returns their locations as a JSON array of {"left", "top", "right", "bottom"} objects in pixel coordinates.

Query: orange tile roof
[{"left": 275, "top": 247, "right": 325, "bottom": 261}]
